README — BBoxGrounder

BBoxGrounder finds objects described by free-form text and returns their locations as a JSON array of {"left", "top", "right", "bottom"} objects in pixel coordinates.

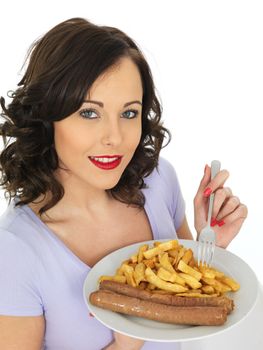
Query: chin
[
  {"left": 93, "top": 177, "right": 120, "bottom": 190},
  {"left": 104, "top": 181, "right": 120, "bottom": 190}
]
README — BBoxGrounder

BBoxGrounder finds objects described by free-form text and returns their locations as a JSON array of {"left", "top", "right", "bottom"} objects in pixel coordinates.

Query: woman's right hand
[
  {"left": 113, "top": 331, "right": 144, "bottom": 350},
  {"left": 104, "top": 331, "right": 144, "bottom": 350}
]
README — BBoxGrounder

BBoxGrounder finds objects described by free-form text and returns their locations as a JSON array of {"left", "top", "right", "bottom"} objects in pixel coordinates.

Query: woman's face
[{"left": 53, "top": 57, "right": 143, "bottom": 191}]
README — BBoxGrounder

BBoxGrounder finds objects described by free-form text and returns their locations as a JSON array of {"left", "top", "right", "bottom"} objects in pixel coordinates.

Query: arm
[
  {"left": 0, "top": 232, "right": 45, "bottom": 349},
  {"left": 176, "top": 215, "right": 194, "bottom": 240},
  {"left": 0, "top": 315, "right": 45, "bottom": 350},
  {"left": 102, "top": 332, "right": 144, "bottom": 350}
]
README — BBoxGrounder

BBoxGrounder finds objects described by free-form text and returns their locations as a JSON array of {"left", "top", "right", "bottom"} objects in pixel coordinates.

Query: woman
[{"left": 0, "top": 18, "right": 247, "bottom": 350}]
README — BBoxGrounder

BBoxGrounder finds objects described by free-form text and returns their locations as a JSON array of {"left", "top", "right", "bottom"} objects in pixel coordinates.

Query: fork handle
[{"left": 207, "top": 160, "right": 221, "bottom": 226}]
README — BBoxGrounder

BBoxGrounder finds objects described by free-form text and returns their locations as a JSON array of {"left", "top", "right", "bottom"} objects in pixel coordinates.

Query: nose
[{"left": 101, "top": 119, "right": 123, "bottom": 147}]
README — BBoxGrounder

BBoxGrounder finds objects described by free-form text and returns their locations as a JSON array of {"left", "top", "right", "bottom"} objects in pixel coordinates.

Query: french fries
[
  {"left": 145, "top": 267, "right": 188, "bottom": 293},
  {"left": 143, "top": 240, "right": 178, "bottom": 259},
  {"left": 177, "top": 260, "right": 202, "bottom": 281},
  {"left": 99, "top": 239, "right": 240, "bottom": 297}
]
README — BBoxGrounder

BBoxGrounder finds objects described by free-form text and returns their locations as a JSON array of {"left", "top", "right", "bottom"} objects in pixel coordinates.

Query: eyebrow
[{"left": 83, "top": 100, "right": 142, "bottom": 108}]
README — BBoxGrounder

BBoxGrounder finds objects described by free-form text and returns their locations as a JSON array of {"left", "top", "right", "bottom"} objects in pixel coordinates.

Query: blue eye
[
  {"left": 79, "top": 109, "right": 98, "bottom": 119},
  {"left": 122, "top": 109, "right": 139, "bottom": 119},
  {"left": 78, "top": 108, "right": 139, "bottom": 120}
]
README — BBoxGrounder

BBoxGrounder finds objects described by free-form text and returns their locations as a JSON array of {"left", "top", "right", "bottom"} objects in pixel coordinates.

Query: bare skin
[
  {"left": 0, "top": 316, "right": 45, "bottom": 350},
  {"left": 0, "top": 57, "right": 247, "bottom": 350}
]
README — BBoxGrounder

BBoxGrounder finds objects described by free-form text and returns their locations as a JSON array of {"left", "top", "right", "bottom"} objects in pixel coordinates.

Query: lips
[{"left": 88, "top": 155, "right": 122, "bottom": 170}]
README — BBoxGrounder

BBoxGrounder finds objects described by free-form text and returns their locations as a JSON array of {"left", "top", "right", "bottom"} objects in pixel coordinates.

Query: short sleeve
[
  {"left": 0, "top": 229, "right": 43, "bottom": 316},
  {"left": 157, "top": 158, "right": 186, "bottom": 230}
]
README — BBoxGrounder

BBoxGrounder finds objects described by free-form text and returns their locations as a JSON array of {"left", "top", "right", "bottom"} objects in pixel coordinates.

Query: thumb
[{"left": 197, "top": 164, "right": 211, "bottom": 194}]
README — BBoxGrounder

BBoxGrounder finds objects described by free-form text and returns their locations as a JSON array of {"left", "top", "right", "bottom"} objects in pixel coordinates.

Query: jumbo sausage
[
  {"left": 89, "top": 289, "right": 228, "bottom": 326},
  {"left": 99, "top": 280, "right": 234, "bottom": 314}
]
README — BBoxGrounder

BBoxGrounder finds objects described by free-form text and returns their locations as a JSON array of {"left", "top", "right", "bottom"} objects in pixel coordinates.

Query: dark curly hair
[{"left": 0, "top": 17, "right": 171, "bottom": 216}]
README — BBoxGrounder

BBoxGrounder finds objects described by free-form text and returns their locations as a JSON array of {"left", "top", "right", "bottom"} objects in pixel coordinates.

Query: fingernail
[
  {"left": 203, "top": 187, "right": 212, "bottom": 197},
  {"left": 89, "top": 312, "right": 94, "bottom": 317},
  {"left": 211, "top": 218, "right": 217, "bottom": 227},
  {"left": 218, "top": 220, "right": 225, "bottom": 227}
]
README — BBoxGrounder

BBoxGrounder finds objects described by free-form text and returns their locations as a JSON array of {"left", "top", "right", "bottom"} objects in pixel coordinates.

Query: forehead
[{"left": 87, "top": 57, "right": 143, "bottom": 100}]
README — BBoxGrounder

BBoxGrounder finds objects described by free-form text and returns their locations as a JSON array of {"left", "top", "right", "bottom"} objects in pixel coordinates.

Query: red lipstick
[{"left": 88, "top": 155, "right": 122, "bottom": 170}]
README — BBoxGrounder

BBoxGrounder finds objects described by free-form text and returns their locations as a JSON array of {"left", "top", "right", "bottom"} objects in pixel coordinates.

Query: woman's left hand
[{"left": 194, "top": 164, "right": 248, "bottom": 248}]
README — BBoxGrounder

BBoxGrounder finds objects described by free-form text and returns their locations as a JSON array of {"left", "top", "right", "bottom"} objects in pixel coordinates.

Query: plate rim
[{"left": 83, "top": 239, "right": 259, "bottom": 342}]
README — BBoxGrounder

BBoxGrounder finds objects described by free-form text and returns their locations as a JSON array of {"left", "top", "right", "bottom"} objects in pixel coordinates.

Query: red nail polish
[
  {"left": 218, "top": 220, "right": 225, "bottom": 227},
  {"left": 203, "top": 187, "right": 212, "bottom": 197},
  {"left": 211, "top": 218, "right": 217, "bottom": 227}
]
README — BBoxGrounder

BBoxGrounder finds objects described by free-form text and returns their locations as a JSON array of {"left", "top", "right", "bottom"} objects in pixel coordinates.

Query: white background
[{"left": 0, "top": 0, "right": 262, "bottom": 283}]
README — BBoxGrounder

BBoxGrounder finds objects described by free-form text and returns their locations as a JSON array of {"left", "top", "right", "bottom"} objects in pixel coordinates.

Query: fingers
[
  {"left": 214, "top": 203, "right": 248, "bottom": 227},
  {"left": 212, "top": 187, "right": 233, "bottom": 219},
  {"left": 224, "top": 204, "right": 248, "bottom": 222},
  {"left": 196, "top": 164, "right": 211, "bottom": 195},
  {"left": 203, "top": 169, "right": 230, "bottom": 197},
  {"left": 198, "top": 163, "right": 246, "bottom": 221},
  {"left": 216, "top": 196, "right": 241, "bottom": 221},
  {"left": 195, "top": 165, "right": 212, "bottom": 206},
  {"left": 215, "top": 204, "right": 248, "bottom": 248},
  {"left": 196, "top": 165, "right": 230, "bottom": 205},
  {"left": 216, "top": 221, "right": 247, "bottom": 249}
]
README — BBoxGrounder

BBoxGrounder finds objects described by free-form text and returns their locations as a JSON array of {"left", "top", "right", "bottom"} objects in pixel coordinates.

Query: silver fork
[{"left": 197, "top": 160, "right": 221, "bottom": 266}]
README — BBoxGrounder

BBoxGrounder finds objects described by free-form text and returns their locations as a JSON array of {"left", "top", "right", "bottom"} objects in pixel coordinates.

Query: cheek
[
  {"left": 125, "top": 123, "right": 142, "bottom": 150},
  {"left": 54, "top": 125, "right": 91, "bottom": 161}
]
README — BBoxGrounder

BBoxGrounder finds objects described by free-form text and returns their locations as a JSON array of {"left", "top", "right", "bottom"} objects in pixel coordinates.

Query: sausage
[
  {"left": 89, "top": 289, "right": 228, "bottom": 326},
  {"left": 99, "top": 280, "right": 234, "bottom": 314}
]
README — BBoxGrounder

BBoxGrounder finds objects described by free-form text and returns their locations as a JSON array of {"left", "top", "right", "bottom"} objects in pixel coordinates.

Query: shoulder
[
  {"left": 143, "top": 156, "right": 182, "bottom": 206},
  {"left": 157, "top": 156, "right": 179, "bottom": 180},
  {"left": 0, "top": 200, "right": 40, "bottom": 262},
  {"left": 0, "top": 198, "right": 39, "bottom": 234},
  {"left": 0, "top": 201, "right": 42, "bottom": 284},
  {"left": 0, "top": 227, "right": 38, "bottom": 266},
  {"left": 143, "top": 157, "right": 185, "bottom": 227},
  {"left": 144, "top": 156, "right": 180, "bottom": 189}
]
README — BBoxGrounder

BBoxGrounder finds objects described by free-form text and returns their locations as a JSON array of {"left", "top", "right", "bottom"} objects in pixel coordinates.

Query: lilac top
[{"left": 0, "top": 157, "right": 185, "bottom": 350}]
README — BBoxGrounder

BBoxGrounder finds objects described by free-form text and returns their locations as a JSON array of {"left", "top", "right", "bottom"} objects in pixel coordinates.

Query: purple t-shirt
[{"left": 0, "top": 157, "right": 185, "bottom": 350}]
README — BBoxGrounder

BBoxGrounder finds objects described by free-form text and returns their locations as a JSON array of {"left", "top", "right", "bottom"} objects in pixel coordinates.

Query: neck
[{"left": 28, "top": 170, "right": 116, "bottom": 222}]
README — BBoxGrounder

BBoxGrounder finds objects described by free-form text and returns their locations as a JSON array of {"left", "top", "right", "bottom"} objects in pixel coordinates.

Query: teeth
[{"left": 90, "top": 156, "right": 119, "bottom": 163}]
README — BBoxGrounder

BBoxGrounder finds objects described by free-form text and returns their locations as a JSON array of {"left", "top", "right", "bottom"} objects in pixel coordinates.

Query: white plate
[{"left": 83, "top": 239, "right": 259, "bottom": 342}]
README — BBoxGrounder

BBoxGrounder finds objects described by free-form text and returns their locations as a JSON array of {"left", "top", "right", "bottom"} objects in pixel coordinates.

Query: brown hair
[{"left": 0, "top": 17, "right": 171, "bottom": 216}]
